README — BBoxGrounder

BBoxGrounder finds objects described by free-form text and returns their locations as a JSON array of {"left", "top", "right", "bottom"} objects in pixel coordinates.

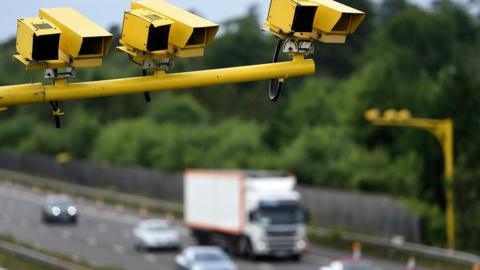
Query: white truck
[{"left": 184, "top": 169, "right": 307, "bottom": 260}]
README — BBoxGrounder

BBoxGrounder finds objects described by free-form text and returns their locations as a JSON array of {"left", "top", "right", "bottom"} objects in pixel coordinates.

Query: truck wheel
[
  {"left": 239, "top": 237, "right": 256, "bottom": 260},
  {"left": 291, "top": 254, "right": 303, "bottom": 262},
  {"left": 194, "top": 230, "right": 210, "bottom": 245}
]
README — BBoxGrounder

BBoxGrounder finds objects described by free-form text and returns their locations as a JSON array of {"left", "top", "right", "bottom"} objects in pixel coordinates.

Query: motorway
[{"left": 0, "top": 181, "right": 430, "bottom": 270}]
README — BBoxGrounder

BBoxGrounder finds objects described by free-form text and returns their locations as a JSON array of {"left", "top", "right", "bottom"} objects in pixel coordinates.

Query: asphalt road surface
[{"left": 0, "top": 181, "right": 431, "bottom": 270}]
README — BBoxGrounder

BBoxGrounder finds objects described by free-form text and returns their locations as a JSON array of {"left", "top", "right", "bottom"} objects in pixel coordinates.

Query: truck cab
[
  {"left": 185, "top": 170, "right": 307, "bottom": 260},
  {"left": 243, "top": 176, "right": 307, "bottom": 259}
]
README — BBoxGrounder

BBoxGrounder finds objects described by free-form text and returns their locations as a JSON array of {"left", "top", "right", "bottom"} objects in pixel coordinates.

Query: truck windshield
[{"left": 257, "top": 201, "right": 303, "bottom": 225}]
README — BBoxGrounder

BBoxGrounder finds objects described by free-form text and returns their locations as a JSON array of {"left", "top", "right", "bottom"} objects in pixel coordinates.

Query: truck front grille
[
  {"left": 267, "top": 238, "right": 296, "bottom": 251},
  {"left": 266, "top": 230, "right": 296, "bottom": 237}
]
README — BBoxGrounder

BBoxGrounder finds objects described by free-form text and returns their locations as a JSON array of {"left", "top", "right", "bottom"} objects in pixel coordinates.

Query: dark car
[{"left": 41, "top": 195, "right": 78, "bottom": 224}]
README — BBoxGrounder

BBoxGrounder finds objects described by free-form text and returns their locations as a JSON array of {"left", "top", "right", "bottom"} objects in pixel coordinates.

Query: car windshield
[
  {"left": 344, "top": 263, "right": 373, "bottom": 270},
  {"left": 47, "top": 198, "right": 73, "bottom": 207},
  {"left": 194, "top": 252, "right": 227, "bottom": 262},
  {"left": 257, "top": 201, "right": 304, "bottom": 225},
  {"left": 145, "top": 224, "right": 169, "bottom": 232}
]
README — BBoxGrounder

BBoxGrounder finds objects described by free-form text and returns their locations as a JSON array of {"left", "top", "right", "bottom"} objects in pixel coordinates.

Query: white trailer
[{"left": 184, "top": 169, "right": 307, "bottom": 260}]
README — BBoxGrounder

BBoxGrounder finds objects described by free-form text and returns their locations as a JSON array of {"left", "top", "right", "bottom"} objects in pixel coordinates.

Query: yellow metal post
[
  {"left": 0, "top": 55, "right": 314, "bottom": 108},
  {"left": 365, "top": 109, "right": 456, "bottom": 250}
]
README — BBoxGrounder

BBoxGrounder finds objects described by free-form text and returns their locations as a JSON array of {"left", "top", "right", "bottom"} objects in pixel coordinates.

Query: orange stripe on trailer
[
  {"left": 186, "top": 222, "right": 243, "bottom": 235},
  {"left": 184, "top": 169, "right": 245, "bottom": 179},
  {"left": 239, "top": 176, "right": 246, "bottom": 230}
]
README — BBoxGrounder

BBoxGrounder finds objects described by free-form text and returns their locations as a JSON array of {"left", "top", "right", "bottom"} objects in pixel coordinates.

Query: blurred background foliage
[{"left": 0, "top": 0, "right": 480, "bottom": 249}]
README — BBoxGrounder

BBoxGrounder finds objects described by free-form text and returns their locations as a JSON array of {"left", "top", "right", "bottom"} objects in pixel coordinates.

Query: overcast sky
[{"left": 1, "top": 0, "right": 433, "bottom": 42}]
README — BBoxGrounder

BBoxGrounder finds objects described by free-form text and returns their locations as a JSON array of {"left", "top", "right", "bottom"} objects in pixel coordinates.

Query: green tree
[
  {"left": 64, "top": 109, "right": 100, "bottom": 158},
  {"left": 147, "top": 94, "right": 210, "bottom": 124}
]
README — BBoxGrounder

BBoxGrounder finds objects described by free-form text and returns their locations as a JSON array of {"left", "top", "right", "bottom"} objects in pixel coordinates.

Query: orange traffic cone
[
  {"left": 115, "top": 204, "right": 125, "bottom": 216},
  {"left": 96, "top": 198, "right": 105, "bottom": 213},
  {"left": 352, "top": 242, "right": 362, "bottom": 260},
  {"left": 407, "top": 255, "right": 416, "bottom": 270},
  {"left": 76, "top": 197, "right": 86, "bottom": 209},
  {"left": 139, "top": 203, "right": 149, "bottom": 219}
]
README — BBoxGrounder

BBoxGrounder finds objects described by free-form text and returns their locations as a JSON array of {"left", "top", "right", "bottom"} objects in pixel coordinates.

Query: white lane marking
[
  {"left": 144, "top": 254, "right": 158, "bottom": 263},
  {"left": 258, "top": 263, "right": 275, "bottom": 270},
  {"left": 86, "top": 237, "right": 97, "bottom": 247},
  {"left": 60, "top": 230, "right": 71, "bottom": 240},
  {"left": 113, "top": 245, "right": 125, "bottom": 254},
  {"left": 97, "top": 223, "right": 107, "bottom": 232},
  {"left": 122, "top": 230, "right": 131, "bottom": 239}
]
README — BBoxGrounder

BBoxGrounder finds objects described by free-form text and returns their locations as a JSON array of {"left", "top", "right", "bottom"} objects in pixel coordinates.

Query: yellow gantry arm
[
  {"left": 5, "top": 0, "right": 368, "bottom": 110},
  {"left": 0, "top": 55, "right": 315, "bottom": 108},
  {"left": 365, "top": 108, "right": 456, "bottom": 250}
]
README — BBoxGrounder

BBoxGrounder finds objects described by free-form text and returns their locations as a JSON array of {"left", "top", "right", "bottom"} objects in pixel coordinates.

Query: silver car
[
  {"left": 133, "top": 219, "right": 180, "bottom": 251},
  {"left": 320, "top": 259, "right": 381, "bottom": 270},
  {"left": 41, "top": 195, "right": 78, "bottom": 224},
  {"left": 175, "top": 246, "right": 237, "bottom": 270}
]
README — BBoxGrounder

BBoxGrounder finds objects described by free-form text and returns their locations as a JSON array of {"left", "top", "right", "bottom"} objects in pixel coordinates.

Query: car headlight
[
  {"left": 296, "top": 240, "right": 307, "bottom": 250},
  {"left": 255, "top": 240, "right": 267, "bottom": 251},
  {"left": 67, "top": 206, "right": 77, "bottom": 216},
  {"left": 51, "top": 207, "right": 61, "bottom": 216}
]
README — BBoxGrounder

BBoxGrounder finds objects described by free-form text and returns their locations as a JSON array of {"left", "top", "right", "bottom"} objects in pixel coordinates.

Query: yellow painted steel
[
  {"left": 120, "top": 9, "right": 172, "bottom": 53},
  {"left": 365, "top": 108, "right": 456, "bottom": 250},
  {"left": 39, "top": 8, "right": 113, "bottom": 64},
  {"left": 16, "top": 17, "right": 61, "bottom": 62},
  {"left": 265, "top": 0, "right": 318, "bottom": 40},
  {"left": 264, "top": 0, "right": 365, "bottom": 43},
  {"left": 308, "top": 0, "right": 365, "bottom": 43},
  {"left": 132, "top": 0, "right": 218, "bottom": 58},
  {"left": 13, "top": 55, "right": 68, "bottom": 71},
  {"left": 0, "top": 55, "right": 314, "bottom": 107}
]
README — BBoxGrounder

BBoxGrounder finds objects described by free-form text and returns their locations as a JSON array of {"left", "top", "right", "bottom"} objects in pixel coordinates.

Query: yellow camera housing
[
  {"left": 39, "top": 7, "right": 113, "bottom": 67},
  {"left": 131, "top": 0, "right": 219, "bottom": 58},
  {"left": 15, "top": 17, "right": 61, "bottom": 64},
  {"left": 308, "top": 0, "right": 365, "bottom": 43},
  {"left": 118, "top": 9, "right": 173, "bottom": 59},
  {"left": 265, "top": 0, "right": 318, "bottom": 40}
]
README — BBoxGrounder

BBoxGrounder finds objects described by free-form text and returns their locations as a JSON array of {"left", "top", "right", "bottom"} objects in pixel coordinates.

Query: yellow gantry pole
[
  {"left": 0, "top": 54, "right": 315, "bottom": 108},
  {"left": 364, "top": 109, "right": 456, "bottom": 250}
]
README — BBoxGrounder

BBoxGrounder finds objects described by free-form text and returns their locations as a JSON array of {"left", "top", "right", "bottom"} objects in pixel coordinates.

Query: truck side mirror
[
  {"left": 304, "top": 209, "right": 311, "bottom": 223},
  {"left": 248, "top": 211, "right": 256, "bottom": 222}
]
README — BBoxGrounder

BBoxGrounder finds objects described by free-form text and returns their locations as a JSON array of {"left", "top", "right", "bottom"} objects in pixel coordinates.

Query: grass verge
[
  {"left": 0, "top": 234, "right": 120, "bottom": 270},
  {"left": 0, "top": 249, "right": 53, "bottom": 270}
]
